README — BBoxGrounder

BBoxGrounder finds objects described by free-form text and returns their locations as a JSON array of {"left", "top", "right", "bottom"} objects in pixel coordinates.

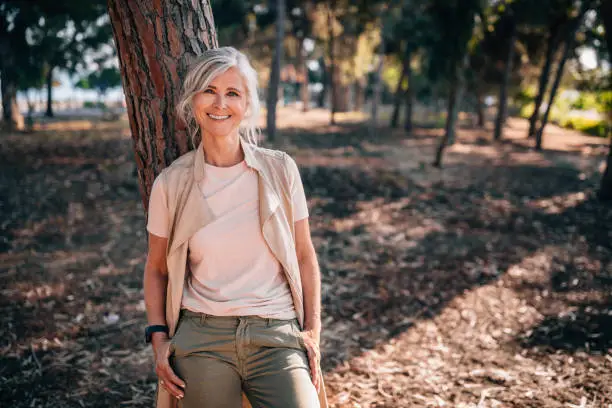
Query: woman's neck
[{"left": 201, "top": 132, "right": 244, "bottom": 167}]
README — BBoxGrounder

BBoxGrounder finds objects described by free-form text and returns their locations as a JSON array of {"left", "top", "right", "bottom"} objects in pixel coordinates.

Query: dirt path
[{"left": 1, "top": 111, "right": 611, "bottom": 407}]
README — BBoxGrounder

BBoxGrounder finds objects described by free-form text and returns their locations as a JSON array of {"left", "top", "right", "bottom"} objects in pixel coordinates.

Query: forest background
[{"left": 1, "top": 0, "right": 612, "bottom": 407}]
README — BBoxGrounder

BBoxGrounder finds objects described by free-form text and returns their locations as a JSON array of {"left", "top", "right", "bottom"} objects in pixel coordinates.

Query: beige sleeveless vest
[{"left": 154, "top": 138, "right": 328, "bottom": 408}]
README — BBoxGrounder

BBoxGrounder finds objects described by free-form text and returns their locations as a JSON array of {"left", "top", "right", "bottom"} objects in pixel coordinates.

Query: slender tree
[
  {"left": 327, "top": 1, "right": 336, "bottom": 125},
  {"left": 390, "top": 58, "right": 408, "bottom": 128},
  {"left": 266, "top": 0, "right": 286, "bottom": 143},
  {"left": 107, "top": 0, "right": 218, "bottom": 208},
  {"left": 598, "top": 0, "right": 612, "bottom": 201},
  {"left": 493, "top": 18, "right": 517, "bottom": 141},
  {"left": 535, "top": 0, "right": 592, "bottom": 150}
]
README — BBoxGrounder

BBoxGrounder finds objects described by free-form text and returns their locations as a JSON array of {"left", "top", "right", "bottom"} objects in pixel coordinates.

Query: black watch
[{"left": 145, "top": 325, "right": 169, "bottom": 343}]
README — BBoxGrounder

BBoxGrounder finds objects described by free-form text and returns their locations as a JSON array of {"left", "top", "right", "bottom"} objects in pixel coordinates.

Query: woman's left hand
[{"left": 299, "top": 329, "right": 321, "bottom": 392}]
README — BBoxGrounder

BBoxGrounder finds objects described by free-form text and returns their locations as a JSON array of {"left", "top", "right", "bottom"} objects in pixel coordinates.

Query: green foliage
[
  {"left": 75, "top": 67, "right": 122, "bottom": 95},
  {"left": 562, "top": 117, "right": 609, "bottom": 137}
]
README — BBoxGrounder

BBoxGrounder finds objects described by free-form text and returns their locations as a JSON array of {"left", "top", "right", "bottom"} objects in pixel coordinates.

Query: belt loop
[
  {"left": 200, "top": 313, "right": 207, "bottom": 325},
  {"left": 266, "top": 318, "right": 271, "bottom": 327}
]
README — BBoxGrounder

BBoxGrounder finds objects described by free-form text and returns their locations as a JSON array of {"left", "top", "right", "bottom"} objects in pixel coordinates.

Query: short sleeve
[
  {"left": 147, "top": 173, "right": 170, "bottom": 238},
  {"left": 286, "top": 155, "right": 309, "bottom": 222}
]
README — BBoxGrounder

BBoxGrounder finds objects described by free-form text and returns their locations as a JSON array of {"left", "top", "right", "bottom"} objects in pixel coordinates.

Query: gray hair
[{"left": 176, "top": 47, "right": 261, "bottom": 147}]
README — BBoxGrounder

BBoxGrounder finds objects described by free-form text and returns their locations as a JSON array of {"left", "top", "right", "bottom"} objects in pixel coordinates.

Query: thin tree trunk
[
  {"left": 369, "top": 16, "right": 385, "bottom": 137},
  {"left": 535, "top": 2, "right": 590, "bottom": 150},
  {"left": 475, "top": 86, "right": 485, "bottom": 128},
  {"left": 45, "top": 66, "right": 54, "bottom": 118},
  {"left": 390, "top": 60, "right": 407, "bottom": 128},
  {"left": 107, "top": 0, "right": 218, "bottom": 209},
  {"left": 528, "top": 29, "right": 558, "bottom": 138},
  {"left": 327, "top": 3, "right": 336, "bottom": 125},
  {"left": 354, "top": 80, "right": 365, "bottom": 111},
  {"left": 494, "top": 21, "right": 517, "bottom": 141},
  {"left": 298, "top": 37, "right": 309, "bottom": 112},
  {"left": 404, "top": 52, "right": 414, "bottom": 132},
  {"left": 597, "top": 0, "right": 612, "bottom": 201},
  {"left": 599, "top": 136, "right": 612, "bottom": 201},
  {"left": 434, "top": 79, "right": 458, "bottom": 167},
  {"left": 535, "top": 39, "right": 570, "bottom": 150},
  {"left": 317, "top": 56, "right": 327, "bottom": 108},
  {"left": 434, "top": 53, "right": 468, "bottom": 167},
  {"left": 267, "top": 0, "right": 285, "bottom": 143}
]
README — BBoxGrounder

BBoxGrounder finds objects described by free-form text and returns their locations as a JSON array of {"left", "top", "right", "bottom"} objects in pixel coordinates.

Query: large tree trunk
[
  {"left": 535, "top": 2, "right": 590, "bottom": 150},
  {"left": 266, "top": 0, "right": 285, "bottom": 143},
  {"left": 45, "top": 67, "right": 54, "bottom": 118},
  {"left": 107, "top": 0, "right": 218, "bottom": 209},
  {"left": 327, "top": 3, "right": 336, "bottom": 125},
  {"left": 390, "top": 59, "right": 407, "bottom": 128},
  {"left": 528, "top": 29, "right": 558, "bottom": 138},
  {"left": 403, "top": 51, "right": 414, "bottom": 132},
  {"left": 494, "top": 21, "right": 516, "bottom": 141},
  {"left": 597, "top": 0, "right": 612, "bottom": 201}
]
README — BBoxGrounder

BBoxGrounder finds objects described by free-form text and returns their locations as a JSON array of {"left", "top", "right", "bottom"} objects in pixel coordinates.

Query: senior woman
[{"left": 143, "top": 46, "right": 327, "bottom": 408}]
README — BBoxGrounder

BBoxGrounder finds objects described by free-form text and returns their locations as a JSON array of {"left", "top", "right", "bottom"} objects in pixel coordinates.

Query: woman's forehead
[{"left": 209, "top": 67, "right": 245, "bottom": 90}]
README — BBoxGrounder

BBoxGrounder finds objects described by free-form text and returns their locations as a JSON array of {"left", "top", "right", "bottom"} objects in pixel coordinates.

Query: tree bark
[
  {"left": 528, "top": 28, "right": 558, "bottom": 138},
  {"left": 107, "top": 0, "right": 218, "bottom": 209},
  {"left": 266, "top": 0, "right": 285, "bottom": 143},
  {"left": 597, "top": 0, "right": 612, "bottom": 201},
  {"left": 494, "top": 21, "right": 516, "bottom": 141},
  {"left": 390, "top": 59, "right": 407, "bottom": 128},
  {"left": 327, "top": 3, "right": 336, "bottom": 125},
  {"left": 45, "top": 66, "right": 54, "bottom": 118},
  {"left": 403, "top": 52, "right": 414, "bottom": 132}
]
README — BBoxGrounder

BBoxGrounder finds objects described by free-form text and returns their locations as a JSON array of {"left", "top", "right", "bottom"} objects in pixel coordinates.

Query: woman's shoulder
[{"left": 160, "top": 149, "right": 198, "bottom": 178}]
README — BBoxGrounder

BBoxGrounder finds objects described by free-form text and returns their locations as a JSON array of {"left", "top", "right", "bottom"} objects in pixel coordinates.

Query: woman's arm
[
  {"left": 144, "top": 233, "right": 170, "bottom": 339},
  {"left": 294, "top": 217, "right": 322, "bottom": 391},
  {"left": 144, "top": 232, "right": 185, "bottom": 399}
]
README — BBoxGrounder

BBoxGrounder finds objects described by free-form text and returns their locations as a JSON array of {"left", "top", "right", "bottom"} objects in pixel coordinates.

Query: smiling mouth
[{"left": 207, "top": 113, "right": 231, "bottom": 120}]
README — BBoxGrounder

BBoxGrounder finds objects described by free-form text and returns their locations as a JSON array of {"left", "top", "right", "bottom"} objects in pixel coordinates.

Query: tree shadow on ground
[{"left": 1, "top": 126, "right": 611, "bottom": 407}]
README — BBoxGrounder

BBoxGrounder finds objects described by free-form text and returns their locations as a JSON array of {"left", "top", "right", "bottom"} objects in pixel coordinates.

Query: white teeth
[{"left": 208, "top": 114, "right": 230, "bottom": 120}]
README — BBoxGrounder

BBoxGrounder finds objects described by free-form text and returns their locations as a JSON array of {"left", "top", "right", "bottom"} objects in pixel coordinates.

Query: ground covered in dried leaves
[{"left": 1, "top": 108, "right": 611, "bottom": 407}]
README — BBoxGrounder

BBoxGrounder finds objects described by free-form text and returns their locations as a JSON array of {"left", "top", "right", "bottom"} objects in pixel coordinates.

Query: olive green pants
[{"left": 169, "top": 310, "right": 319, "bottom": 408}]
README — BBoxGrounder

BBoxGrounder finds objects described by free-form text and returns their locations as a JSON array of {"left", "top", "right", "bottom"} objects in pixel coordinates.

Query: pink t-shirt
[{"left": 147, "top": 158, "right": 309, "bottom": 319}]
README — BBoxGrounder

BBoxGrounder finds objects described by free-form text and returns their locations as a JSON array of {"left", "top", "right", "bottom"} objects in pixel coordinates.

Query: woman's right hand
[{"left": 152, "top": 334, "right": 185, "bottom": 400}]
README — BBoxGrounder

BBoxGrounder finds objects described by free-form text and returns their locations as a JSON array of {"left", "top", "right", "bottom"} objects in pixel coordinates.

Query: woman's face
[{"left": 192, "top": 67, "right": 248, "bottom": 141}]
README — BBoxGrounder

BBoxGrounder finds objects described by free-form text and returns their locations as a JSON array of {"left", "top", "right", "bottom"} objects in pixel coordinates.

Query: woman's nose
[{"left": 213, "top": 94, "right": 226, "bottom": 108}]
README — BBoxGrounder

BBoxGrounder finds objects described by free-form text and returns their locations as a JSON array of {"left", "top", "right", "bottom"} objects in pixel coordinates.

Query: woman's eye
[
  {"left": 227, "top": 91, "right": 239, "bottom": 97},
  {"left": 204, "top": 89, "right": 214, "bottom": 94}
]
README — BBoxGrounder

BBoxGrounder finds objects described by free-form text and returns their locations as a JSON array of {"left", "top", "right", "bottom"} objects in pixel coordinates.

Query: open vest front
[{"left": 154, "top": 139, "right": 328, "bottom": 408}]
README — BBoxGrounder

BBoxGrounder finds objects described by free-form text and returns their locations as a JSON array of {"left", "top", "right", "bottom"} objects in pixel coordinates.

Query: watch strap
[{"left": 145, "top": 324, "right": 169, "bottom": 343}]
